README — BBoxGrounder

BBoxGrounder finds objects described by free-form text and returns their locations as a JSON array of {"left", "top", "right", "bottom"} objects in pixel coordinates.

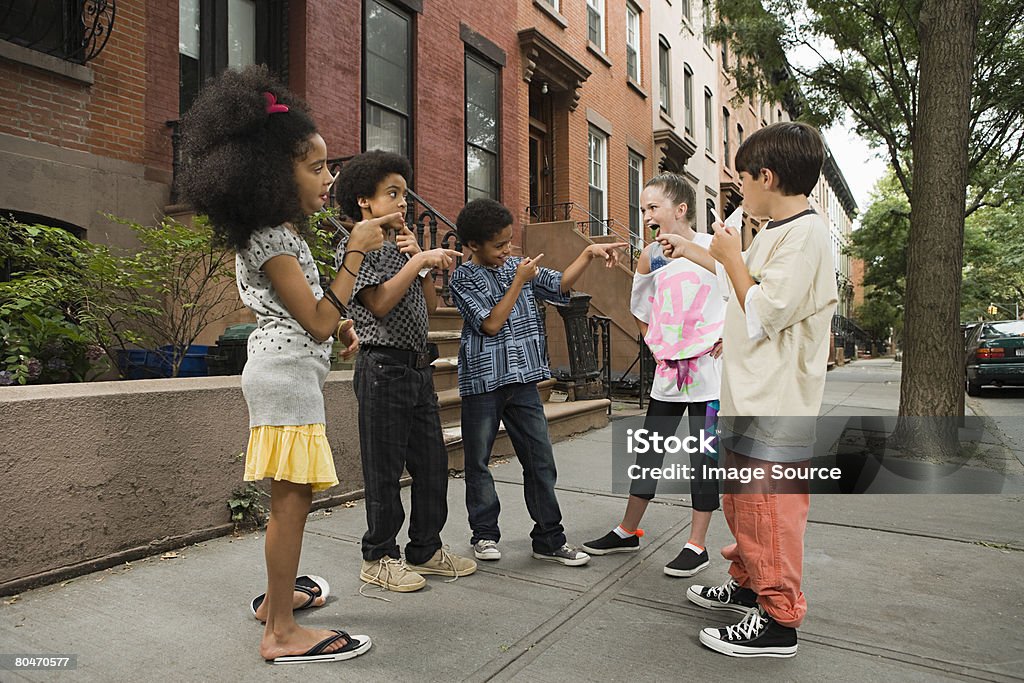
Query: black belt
[{"left": 364, "top": 344, "right": 438, "bottom": 369}]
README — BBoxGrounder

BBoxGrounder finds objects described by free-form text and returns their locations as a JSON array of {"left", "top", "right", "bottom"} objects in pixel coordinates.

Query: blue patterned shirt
[{"left": 449, "top": 258, "right": 570, "bottom": 396}]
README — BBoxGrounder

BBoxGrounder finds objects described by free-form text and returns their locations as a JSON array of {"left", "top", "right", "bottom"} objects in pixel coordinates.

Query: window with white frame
[
  {"left": 683, "top": 63, "right": 694, "bottom": 135},
  {"left": 628, "top": 151, "right": 643, "bottom": 249},
  {"left": 722, "top": 107, "right": 731, "bottom": 166},
  {"left": 588, "top": 127, "right": 608, "bottom": 236},
  {"left": 658, "top": 37, "right": 671, "bottom": 114},
  {"left": 681, "top": 0, "right": 692, "bottom": 25},
  {"left": 587, "top": 0, "right": 605, "bottom": 51},
  {"left": 704, "top": 87, "right": 713, "bottom": 154},
  {"left": 626, "top": 3, "right": 641, "bottom": 84},
  {"left": 702, "top": 0, "right": 712, "bottom": 50}
]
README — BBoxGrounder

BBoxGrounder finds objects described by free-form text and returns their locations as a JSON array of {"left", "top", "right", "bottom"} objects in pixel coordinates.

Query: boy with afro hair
[{"left": 334, "top": 150, "right": 475, "bottom": 593}]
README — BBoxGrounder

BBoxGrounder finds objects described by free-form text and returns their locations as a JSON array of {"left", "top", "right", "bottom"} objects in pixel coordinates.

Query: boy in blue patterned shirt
[{"left": 449, "top": 198, "right": 625, "bottom": 565}]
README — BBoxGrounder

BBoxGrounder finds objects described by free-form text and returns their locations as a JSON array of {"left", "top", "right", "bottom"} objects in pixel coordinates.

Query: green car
[{"left": 965, "top": 320, "right": 1024, "bottom": 396}]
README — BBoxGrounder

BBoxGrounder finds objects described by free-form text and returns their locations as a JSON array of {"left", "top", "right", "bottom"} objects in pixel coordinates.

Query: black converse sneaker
[
  {"left": 663, "top": 546, "right": 709, "bottom": 577},
  {"left": 582, "top": 530, "right": 641, "bottom": 555},
  {"left": 686, "top": 577, "right": 758, "bottom": 614},
  {"left": 698, "top": 606, "right": 798, "bottom": 658}
]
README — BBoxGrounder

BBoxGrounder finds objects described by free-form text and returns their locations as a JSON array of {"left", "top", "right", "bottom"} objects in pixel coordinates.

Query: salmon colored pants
[{"left": 720, "top": 450, "right": 810, "bottom": 628}]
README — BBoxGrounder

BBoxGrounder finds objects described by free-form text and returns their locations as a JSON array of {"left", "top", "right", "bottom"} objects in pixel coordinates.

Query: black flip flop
[
  {"left": 268, "top": 630, "right": 372, "bottom": 664},
  {"left": 250, "top": 574, "right": 330, "bottom": 620}
]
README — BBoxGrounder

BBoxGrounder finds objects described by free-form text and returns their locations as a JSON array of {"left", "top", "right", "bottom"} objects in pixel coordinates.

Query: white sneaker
[{"left": 473, "top": 540, "right": 501, "bottom": 560}]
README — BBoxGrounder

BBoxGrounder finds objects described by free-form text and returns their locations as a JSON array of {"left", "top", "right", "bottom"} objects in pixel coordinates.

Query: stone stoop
[
  {"left": 428, "top": 307, "right": 610, "bottom": 471},
  {"left": 442, "top": 397, "right": 612, "bottom": 471}
]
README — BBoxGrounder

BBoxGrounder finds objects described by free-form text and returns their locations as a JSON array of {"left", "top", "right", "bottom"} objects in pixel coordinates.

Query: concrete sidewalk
[{"left": 2, "top": 359, "right": 1023, "bottom": 681}]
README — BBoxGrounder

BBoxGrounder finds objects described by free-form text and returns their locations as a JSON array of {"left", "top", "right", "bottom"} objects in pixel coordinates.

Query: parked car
[{"left": 965, "top": 320, "right": 1024, "bottom": 396}]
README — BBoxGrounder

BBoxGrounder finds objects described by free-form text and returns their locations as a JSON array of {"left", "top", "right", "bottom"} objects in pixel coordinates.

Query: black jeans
[
  {"left": 629, "top": 397, "right": 720, "bottom": 512},
  {"left": 353, "top": 348, "right": 448, "bottom": 564}
]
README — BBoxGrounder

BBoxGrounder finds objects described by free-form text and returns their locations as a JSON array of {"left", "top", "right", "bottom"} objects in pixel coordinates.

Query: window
[
  {"left": 626, "top": 4, "right": 641, "bottom": 84},
  {"left": 588, "top": 127, "right": 608, "bottom": 236},
  {"left": 465, "top": 53, "right": 500, "bottom": 202},
  {"left": 681, "top": 0, "right": 692, "bottom": 25},
  {"left": 683, "top": 63, "right": 694, "bottom": 135},
  {"left": 628, "top": 152, "right": 643, "bottom": 249},
  {"left": 658, "top": 38, "right": 671, "bottom": 114},
  {"left": 704, "top": 88, "right": 713, "bottom": 153},
  {"left": 702, "top": 0, "right": 712, "bottom": 50},
  {"left": 706, "top": 199, "right": 717, "bottom": 234},
  {"left": 178, "top": 0, "right": 285, "bottom": 114},
  {"left": 1, "top": 0, "right": 83, "bottom": 63},
  {"left": 722, "top": 108, "right": 731, "bottom": 166},
  {"left": 587, "top": 0, "right": 605, "bottom": 51},
  {"left": 721, "top": 37, "right": 728, "bottom": 68},
  {"left": 737, "top": 123, "right": 744, "bottom": 150},
  {"left": 364, "top": 0, "right": 412, "bottom": 157}
]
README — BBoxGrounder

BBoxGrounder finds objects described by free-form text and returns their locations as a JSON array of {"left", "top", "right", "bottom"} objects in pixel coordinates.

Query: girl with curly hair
[{"left": 179, "top": 65, "right": 398, "bottom": 664}]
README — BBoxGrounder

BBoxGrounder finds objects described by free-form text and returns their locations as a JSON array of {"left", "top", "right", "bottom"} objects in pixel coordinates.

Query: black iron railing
[
  {"left": 832, "top": 313, "right": 873, "bottom": 358},
  {"left": 589, "top": 314, "right": 612, "bottom": 414},
  {"left": 167, "top": 119, "right": 181, "bottom": 203},
  {"left": 0, "top": 0, "right": 116, "bottom": 64},
  {"left": 525, "top": 202, "right": 573, "bottom": 223}
]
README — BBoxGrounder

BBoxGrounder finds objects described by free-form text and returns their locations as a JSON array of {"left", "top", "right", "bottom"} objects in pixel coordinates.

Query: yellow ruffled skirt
[{"left": 244, "top": 424, "right": 339, "bottom": 492}]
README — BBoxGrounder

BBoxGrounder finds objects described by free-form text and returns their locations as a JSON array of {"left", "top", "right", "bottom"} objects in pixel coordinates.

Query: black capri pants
[{"left": 628, "top": 397, "right": 720, "bottom": 512}]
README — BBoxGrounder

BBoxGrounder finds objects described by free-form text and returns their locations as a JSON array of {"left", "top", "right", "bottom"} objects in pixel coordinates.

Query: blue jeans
[{"left": 461, "top": 382, "right": 566, "bottom": 554}]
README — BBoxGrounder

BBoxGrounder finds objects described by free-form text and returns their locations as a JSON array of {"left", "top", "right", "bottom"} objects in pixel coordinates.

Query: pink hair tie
[{"left": 263, "top": 91, "right": 289, "bottom": 114}]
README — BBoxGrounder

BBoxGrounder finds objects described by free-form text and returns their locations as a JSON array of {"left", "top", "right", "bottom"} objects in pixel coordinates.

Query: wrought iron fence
[{"left": 0, "top": 0, "right": 116, "bottom": 64}]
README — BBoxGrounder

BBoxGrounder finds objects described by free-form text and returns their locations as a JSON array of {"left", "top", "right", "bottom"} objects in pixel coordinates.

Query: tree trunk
[{"left": 896, "top": 0, "right": 979, "bottom": 453}]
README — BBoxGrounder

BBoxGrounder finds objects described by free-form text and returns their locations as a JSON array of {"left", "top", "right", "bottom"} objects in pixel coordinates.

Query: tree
[
  {"left": 852, "top": 165, "right": 1024, "bottom": 332},
  {"left": 847, "top": 171, "right": 909, "bottom": 341},
  {"left": 713, "top": 0, "right": 1011, "bottom": 421}
]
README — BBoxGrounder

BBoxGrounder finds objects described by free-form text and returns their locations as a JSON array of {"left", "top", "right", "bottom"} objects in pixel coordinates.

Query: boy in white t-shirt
[
  {"left": 659, "top": 122, "right": 838, "bottom": 658},
  {"left": 583, "top": 174, "right": 725, "bottom": 578}
]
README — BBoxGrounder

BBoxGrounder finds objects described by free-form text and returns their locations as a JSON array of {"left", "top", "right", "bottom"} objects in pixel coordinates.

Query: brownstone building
[{"left": 0, "top": 1, "right": 524, "bottom": 245}]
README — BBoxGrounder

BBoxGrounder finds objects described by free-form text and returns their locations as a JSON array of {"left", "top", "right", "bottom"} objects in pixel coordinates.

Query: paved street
[{"left": 1, "top": 359, "right": 1022, "bottom": 682}]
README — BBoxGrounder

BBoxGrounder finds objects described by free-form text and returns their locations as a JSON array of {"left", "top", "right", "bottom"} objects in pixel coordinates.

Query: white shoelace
[
  {"left": 723, "top": 608, "right": 766, "bottom": 641},
  {"left": 358, "top": 556, "right": 411, "bottom": 602},
  {"left": 706, "top": 578, "right": 740, "bottom": 603},
  {"left": 437, "top": 546, "right": 461, "bottom": 583}
]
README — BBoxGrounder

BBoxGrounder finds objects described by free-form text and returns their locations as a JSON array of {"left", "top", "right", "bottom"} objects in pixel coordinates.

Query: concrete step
[
  {"left": 429, "top": 307, "right": 464, "bottom": 333},
  {"left": 428, "top": 329, "right": 462, "bottom": 358},
  {"left": 437, "top": 378, "right": 556, "bottom": 425},
  {"left": 443, "top": 395, "right": 610, "bottom": 470},
  {"left": 430, "top": 359, "right": 458, "bottom": 392}
]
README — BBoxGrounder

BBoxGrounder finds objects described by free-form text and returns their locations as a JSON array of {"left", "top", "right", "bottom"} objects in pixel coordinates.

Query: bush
[
  {"left": 0, "top": 219, "right": 107, "bottom": 385},
  {"left": 79, "top": 215, "right": 243, "bottom": 378}
]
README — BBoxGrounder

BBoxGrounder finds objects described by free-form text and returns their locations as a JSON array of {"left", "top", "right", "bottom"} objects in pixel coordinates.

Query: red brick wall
[
  {"left": 295, "top": 1, "right": 520, "bottom": 230},
  {"left": 295, "top": 0, "right": 363, "bottom": 162},
  {"left": 0, "top": 0, "right": 149, "bottom": 164},
  {"left": 145, "top": 0, "right": 178, "bottom": 180},
  {"left": 415, "top": 1, "right": 521, "bottom": 226}
]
